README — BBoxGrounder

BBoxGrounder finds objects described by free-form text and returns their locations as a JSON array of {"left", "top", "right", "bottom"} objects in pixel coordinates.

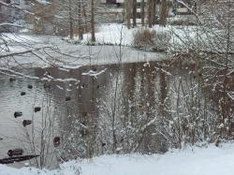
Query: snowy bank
[
  {"left": 1, "top": 142, "right": 234, "bottom": 175},
  {"left": 1, "top": 32, "right": 166, "bottom": 68},
  {"left": 1, "top": 23, "right": 207, "bottom": 69}
]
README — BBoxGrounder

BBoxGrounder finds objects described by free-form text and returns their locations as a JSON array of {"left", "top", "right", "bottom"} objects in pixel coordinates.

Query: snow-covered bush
[
  {"left": 167, "top": 15, "right": 197, "bottom": 26},
  {"left": 152, "top": 30, "right": 171, "bottom": 52},
  {"left": 133, "top": 28, "right": 171, "bottom": 52},
  {"left": 133, "top": 28, "right": 156, "bottom": 51}
]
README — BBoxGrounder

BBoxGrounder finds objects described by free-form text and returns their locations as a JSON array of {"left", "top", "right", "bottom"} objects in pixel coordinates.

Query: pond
[{"left": 0, "top": 60, "right": 233, "bottom": 169}]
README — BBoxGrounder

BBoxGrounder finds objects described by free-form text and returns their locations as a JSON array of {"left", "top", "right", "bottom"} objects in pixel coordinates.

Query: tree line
[{"left": 0, "top": 0, "right": 172, "bottom": 40}]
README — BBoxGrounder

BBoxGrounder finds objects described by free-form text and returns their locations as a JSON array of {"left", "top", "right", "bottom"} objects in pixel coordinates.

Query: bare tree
[
  {"left": 125, "top": 0, "right": 132, "bottom": 29},
  {"left": 141, "top": 0, "right": 145, "bottom": 26},
  {"left": 132, "top": 0, "right": 137, "bottom": 27},
  {"left": 147, "top": 0, "right": 153, "bottom": 27},
  {"left": 90, "top": 0, "right": 95, "bottom": 42},
  {"left": 68, "top": 0, "right": 74, "bottom": 39},
  {"left": 167, "top": 0, "right": 234, "bottom": 145},
  {"left": 78, "top": 0, "right": 84, "bottom": 40},
  {"left": 160, "top": 0, "right": 168, "bottom": 26}
]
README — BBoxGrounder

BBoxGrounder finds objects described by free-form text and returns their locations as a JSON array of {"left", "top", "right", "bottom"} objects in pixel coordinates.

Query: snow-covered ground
[
  {"left": 0, "top": 30, "right": 166, "bottom": 68},
  {"left": 1, "top": 23, "right": 201, "bottom": 68},
  {"left": 80, "top": 23, "right": 202, "bottom": 52},
  {"left": 1, "top": 142, "right": 234, "bottom": 175}
]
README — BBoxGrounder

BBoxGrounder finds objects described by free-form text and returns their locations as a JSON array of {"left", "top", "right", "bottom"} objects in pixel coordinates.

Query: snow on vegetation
[
  {"left": 65, "top": 23, "right": 136, "bottom": 46},
  {"left": 1, "top": 142, "right": 234, "bottom": 175},
  {"left": 1, "top": 23, "right": 205, "bottom": 67},
  {"left": 80, "top": 23, "right": 172, "bottom": 47},
  {"left": 1, "top": 25, "right": 167, "bottom": 68},
  {"left": 61, "top": 23, "right": 210, "bottom": 53}
]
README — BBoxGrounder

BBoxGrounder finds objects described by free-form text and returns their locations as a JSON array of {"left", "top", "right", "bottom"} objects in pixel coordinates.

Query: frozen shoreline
[
  {"left": 1, "top": 142, "right": 234, "bottom": 175},
  {"left": 1, "top": 33, "right": 167, "bottom": 69}
]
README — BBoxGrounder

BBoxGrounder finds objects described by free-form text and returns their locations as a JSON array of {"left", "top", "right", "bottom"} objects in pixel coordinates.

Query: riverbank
[
  {"left": 0, "top": 33, "right": 166, "bottom": 69},
  {"left": 3, "top": 22, "right": 226, "bottom": 70},
  {"left": 1, "top": 142, "right": 234, "bottom": 175}
]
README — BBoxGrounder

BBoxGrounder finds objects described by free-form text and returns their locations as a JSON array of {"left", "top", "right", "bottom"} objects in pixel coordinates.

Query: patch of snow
[
  {"left": 1, "top": 142, "right": 234, "bottom": 175},
  {"left": 56, "top": 85, "right": 64, "bottom": 90},
  {"left": 80, "top": 23, "right": 135, "bottom": 46},
  {"left": 35, "top": 0, "right": 51, "bottom": 5},
  {"left": 82, "top": 68, "right": 107, "bottom": 78},
  {"left": 227, "top": 91, "right": 234, "bottom": 101}
]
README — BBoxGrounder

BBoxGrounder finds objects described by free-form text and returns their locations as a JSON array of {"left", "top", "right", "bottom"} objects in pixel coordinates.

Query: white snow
[
  {"left": 79, "top": 23, "right": 205, "bottom": 52},
  {"left": 1, "top": 142, "right": 234, "bottom": 175},
  {"left": 0, "top": 33, "right": 167, "bottom": 68},
  {"left": 1, "top": 23, "right": 207, "bottom": 69},
  {"left": 227, "top": 91, "right": 234, "bottom": 101},
  {"left": 82, "top": 68, "right": 107, "bottom": 78},
  {"left": 81, "top": 23, "right": 136, "bottom": 46}
]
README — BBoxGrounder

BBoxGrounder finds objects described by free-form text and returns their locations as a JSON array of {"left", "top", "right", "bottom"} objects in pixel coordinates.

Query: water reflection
[{"left": 0, "top": 61, "right": 232, "bottom": 169}]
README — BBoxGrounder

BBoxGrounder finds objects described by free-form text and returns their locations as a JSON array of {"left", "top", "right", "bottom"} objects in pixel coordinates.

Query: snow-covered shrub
[
  {"left": 152, "top": 30, "right": 171, "bottom": 52},
  {"left": 167, "top": 15, "right": 197, "bottom": 26},
  {"left": 133, "top": 28, "right": 171, "bottom": 52},
  {"left": 133, "top": 28, "right": 156, "bottom": 51},
  {"left": 199, "top": 1, "right": 234, "bottom": 53}
]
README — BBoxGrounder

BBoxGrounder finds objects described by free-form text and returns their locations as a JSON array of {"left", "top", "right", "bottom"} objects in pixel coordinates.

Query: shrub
[
  {"left": 133, "top": 28, "right": 156, "bottom": 51},
  {"left": 133, "top": 28, "right": 171, "bottom": 52},
  {"left": 167, "top": 16, "right": 197, "bottom": 26},
  {"left": 152, "top": 30, "right": 171, "bottom": 52}
]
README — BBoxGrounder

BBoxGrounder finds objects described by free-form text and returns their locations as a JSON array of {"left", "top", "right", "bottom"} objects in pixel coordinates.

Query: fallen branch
[{"left": 0, "top": 155, "right": 39, "bottom": 164}]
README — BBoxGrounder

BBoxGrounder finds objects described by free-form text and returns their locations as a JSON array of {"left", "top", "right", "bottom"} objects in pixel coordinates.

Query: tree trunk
[
  {"left": 69, "top": 0, "right": 73, "bottom": 39},
  {"left": 160, "top": 0, "right": 168, "bottom": 26},
  {"left": 132, "top": 0, "right": 137, "bottom": 27},
  {"left": 141, "top": 0, "right": 145, "bottom": 26},
  {"left": 152, "top": 0, "right": 156, "bottom": 25},
  {"left": 83, "top": 3, "right": 88, "bottom": 33},
  {"left": 78, "top": 0, "right": 83, "bottom": 40},
  {"left": 91, "top": 0, "right": 95, "bottom": 42},
  {"left": 125, "top": 0, "right": 131, "bottom": 29},
  {"left": 147, "top": 0, "right": 153, "bottom": 27}
]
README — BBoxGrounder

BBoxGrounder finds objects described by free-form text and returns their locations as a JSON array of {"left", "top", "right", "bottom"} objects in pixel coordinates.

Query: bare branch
[{"left": 0, "top": 47, "right": 52, "bottom": 59}]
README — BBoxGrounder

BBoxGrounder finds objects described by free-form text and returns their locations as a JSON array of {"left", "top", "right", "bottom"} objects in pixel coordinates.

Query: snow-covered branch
[
  {"left": 0, "top": 1, "right": 34, "bottom": 16},
  {"left": 82, "top": 68, "right": 107, "bottom": 78},
  {"left": 0, "top": 23, "right": 24, "bottom": 28},
  {"left": 0, "top": 47, "right": 52, "bottom": 59}
]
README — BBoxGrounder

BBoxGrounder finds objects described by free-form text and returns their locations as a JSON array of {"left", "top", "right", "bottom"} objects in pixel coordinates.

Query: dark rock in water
[
  {"left": 27, "top": 85, "right": 33, "bottom": 89},
  {"left": 53, "top": 136, "right": 60, "bottom": 147},
  {"left": 34, "top": 107, "right": 41, "bottom": 112},
  {"left": 0, "top": 138, "right": 3, "bottom": 141},
  {"left": 65, "top": 96, "right": 71, "bottom": 101},
  {"left": 9, "top": 77, "right": 16, "bottom": 82},
  {"left": 7, "top": 148, "right": 24, "bottom": 157},
  {"left": 14, "top": 111, "right": 22, "bottom": 118},
  {"left": 20, "top": 92, "right": 26, "bottom": 96},
  {"left": 22, "top": 120, "right": 32, "bottom": 127}
]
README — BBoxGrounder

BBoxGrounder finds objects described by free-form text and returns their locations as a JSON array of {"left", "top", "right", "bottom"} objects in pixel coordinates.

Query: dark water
[{"left": 0, "top": 61, "right": 233, "bottom": 169}]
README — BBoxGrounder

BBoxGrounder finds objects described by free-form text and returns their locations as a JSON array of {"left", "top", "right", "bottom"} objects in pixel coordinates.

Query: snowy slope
[{"left": 0, "top": 142, "right": 234, "bottom": 175}]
